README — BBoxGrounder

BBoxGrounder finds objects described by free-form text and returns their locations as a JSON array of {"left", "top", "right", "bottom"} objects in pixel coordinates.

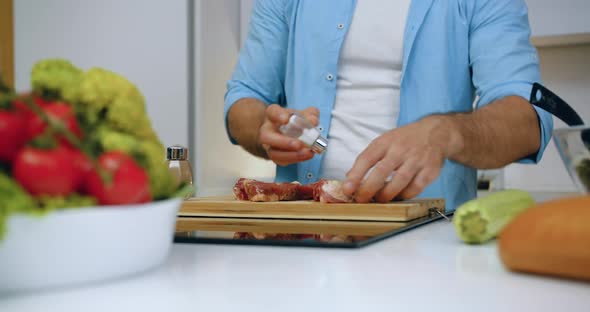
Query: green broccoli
[
  {"left": 0, "top": 173, "right": 36, "bottom": 240},
  {"left": 31, "top": 59, "right": 82, "bottom": 101},
  {"left": 66, "top": 66, "right": 178, "bottom": 199},
  {"left": 95, "top": 125, "right": 140, "bottom": 151},
  {"left": 106, "top": 95, "right": 158, "bottom": 140},
  {"left": 94, "top": 126, "right": 176, "bottom": 199},
  {"left": 36, "top": 194, "right": 98, "bottom": 211},
  {"left": 67, "top": 67, "right": 146, "bottom": 129},
  {"left": 136, "top": 140, "right": 177, "bottom": 199},
  {"left": 29, "top": 59, "right": 179, "bottom": 201}
]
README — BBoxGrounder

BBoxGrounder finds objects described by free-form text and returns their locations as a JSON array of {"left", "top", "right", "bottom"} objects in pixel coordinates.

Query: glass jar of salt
[
  {"left": 166, "top": 145, "right": 194, "bottom": 198},
  {"left": 279, "top": 113, "right": 328, "bottom": 154}
]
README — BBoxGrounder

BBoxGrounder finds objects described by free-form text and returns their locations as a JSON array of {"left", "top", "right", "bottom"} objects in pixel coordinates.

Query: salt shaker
[
  {"left": 279, "top": 112, "right": 328, "bottom": 154},
  {"left": 166, "top": 145, "right": 194, "bottom": 197}
]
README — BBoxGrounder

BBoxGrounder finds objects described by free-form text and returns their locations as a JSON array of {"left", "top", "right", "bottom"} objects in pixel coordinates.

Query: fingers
[
  {"left": 341, "top": 118, "right": 449, "bottom": 203},
  {"left": 261, "top": 104, "right": 321, "bottom": 166},
  {"left": 374, "top": 166, "right": 440, "bottom": 203},
  {"left": 372, "top": 161, "right": 419, "bottom": 203},
  {"left": 392, "top": 151, "right": 444, "bottom": 200},
  {"left": 267, "top": 148, "right": 314, "bottom": 166},
  {"left": 342, "top": 140, "right": 388, "bottom": 197},
  {"left": 267, "top": 104, "right": 320, "bottom": 127},
  {"left": 397, "top": 168, "right": 440, "bottom": 200},
  {"left": 353, "top": 159, "right": 400, "bottom": 203},
  {"left": 266, "top": 104, "right": 292, "bottom": 125},
  {"left": 346, "top": 148, "right": 440, "bottom": 203},
  {"left": 301, "top": 107, "right": 320, "bottom": 126},
  {"left": 259, "top": 122, "right": 303, "bottom": 151},
  {"left": 363, "top": 160, "right": 418, "bottom": 203}
]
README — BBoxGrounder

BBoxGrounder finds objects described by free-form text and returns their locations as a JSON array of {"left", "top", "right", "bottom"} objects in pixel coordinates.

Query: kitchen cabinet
[{"left": 0, "top": 0, "right": 14, "bottom": 87}]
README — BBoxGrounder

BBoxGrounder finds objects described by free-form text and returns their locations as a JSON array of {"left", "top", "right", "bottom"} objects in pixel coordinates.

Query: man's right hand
[
  {"left": 227, "top": 98, "right": 320, "bottom": 167},
  {"left": 258, "top": 104, "right": 320, "bottom": 166}
]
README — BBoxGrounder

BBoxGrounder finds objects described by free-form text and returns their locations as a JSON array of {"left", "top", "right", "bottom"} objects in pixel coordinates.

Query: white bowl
[{"left": 0, "top": 197, "right": 182, "bottom": 293}]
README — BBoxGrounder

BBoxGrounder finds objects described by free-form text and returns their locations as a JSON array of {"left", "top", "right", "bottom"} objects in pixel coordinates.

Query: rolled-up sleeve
[
  {"left": 223, "top": 0, "right": 289, "bottom": 144},
  {"left": 468, "top": 0, "right": 553, "bottom": 163}
]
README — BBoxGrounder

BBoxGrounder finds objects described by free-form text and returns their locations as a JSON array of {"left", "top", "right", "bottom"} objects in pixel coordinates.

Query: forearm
[
  {"left": 443, "top": 96, "right": 541, "bottom": 169},
  {"left": 227, "top": 98, "right": 268, "bottom": 158}
]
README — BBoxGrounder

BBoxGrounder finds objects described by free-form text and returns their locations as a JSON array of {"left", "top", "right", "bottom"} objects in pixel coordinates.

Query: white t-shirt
[{"left": 319, "top": 0, "right": 411, "bottom": 180}]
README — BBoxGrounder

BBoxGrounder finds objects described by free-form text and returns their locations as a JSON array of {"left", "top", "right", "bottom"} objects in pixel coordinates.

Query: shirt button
[
  {"left": 318, "top": 126, "right": 324, "bottom": 131},
  {"left": 326, "top": 73, "right": 334, "bottom": 81},
  {"left": 306, "top": 173, "right": 313, "bottom": 179},
  {"left": 337, "top": 23, "right": 344, "bottom": 29}
]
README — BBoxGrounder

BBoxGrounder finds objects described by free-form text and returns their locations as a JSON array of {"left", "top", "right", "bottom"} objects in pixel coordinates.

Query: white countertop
[
  {"left": 1, "top": 192, "right": 589, "bottom": 312},
  {"left": 2, "top": 222, "right": 589, "bottom": 311}
]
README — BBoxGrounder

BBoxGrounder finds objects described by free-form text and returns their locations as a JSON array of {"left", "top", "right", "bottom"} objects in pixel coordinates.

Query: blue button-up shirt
[{"left": 224, "top": 0, "right": 553, "bottom": 211}]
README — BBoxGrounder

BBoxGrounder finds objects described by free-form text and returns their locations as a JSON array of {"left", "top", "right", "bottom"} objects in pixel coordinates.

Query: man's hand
[
  {"left": 342, "top": 116, "right": 455, "bottom": 203},
  {"left": 259, "top": 104, "right": 320, "bottom": 166},
  {"left": 341, "top": 96, "right": 541, "bottom": 203},
  {"left": 227, "top": 98, "right": 320, "bottom": 167}
]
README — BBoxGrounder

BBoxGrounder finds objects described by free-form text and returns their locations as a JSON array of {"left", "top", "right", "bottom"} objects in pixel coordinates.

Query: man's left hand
[{"left": 342, "top": 115, "right": 460, "bottom": 203}]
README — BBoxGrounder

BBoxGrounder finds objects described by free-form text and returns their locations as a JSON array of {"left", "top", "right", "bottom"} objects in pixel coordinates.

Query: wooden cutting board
[
  {"left": 179, "top": 195, "right": 445, "bottom": 221},
  {"left": 176, "top": 217, "right": 409, "bottom": 236}
]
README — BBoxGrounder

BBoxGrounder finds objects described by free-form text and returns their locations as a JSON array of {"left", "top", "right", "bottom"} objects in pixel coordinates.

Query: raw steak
[
  {"left": 232, "top": 178, "right": 251, "bottom": 200},
  {"left": 233, "top": 179, "right": 303, "bottom": 202},
  {"left": 313, "top": 180, "right": 353, "bottom": 203},
  {"left": 234, "top": 178, "right": 353, "bottom": 203}
]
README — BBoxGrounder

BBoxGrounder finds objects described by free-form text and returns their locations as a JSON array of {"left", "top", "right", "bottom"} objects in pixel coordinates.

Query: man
[{"left": 224, "top": 0, "right": 553, "bottom": 211}]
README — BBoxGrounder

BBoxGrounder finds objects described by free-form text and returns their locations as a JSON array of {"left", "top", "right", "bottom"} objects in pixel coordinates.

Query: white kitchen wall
[
  {"left": 504, "top": 44, "right": 590, "bottom": 192},
  {"left": 13, "top": 0, "right": 189, "bottom": 150},
  {"left": 240, "top": 0, "right": 255, "bottom": 48},
  {"left": 526, "top": 0, "right": 590, "bottom": 38},
  {"left": 193, "top": 0, "right": 275, "bottom": 196}
]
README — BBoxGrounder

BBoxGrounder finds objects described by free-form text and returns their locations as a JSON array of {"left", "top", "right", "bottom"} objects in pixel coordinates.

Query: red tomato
[
  {"left": 69, "top": 148, "right": 94, "bottom": 192},
  {"left": 12, "top": 94, "right": 50, "bottom": 118},
  {"left": 27, "top": 102, "right": 82, "bottom": 144},
  {"left": 137, "top": 191, "right": 152, "bottom": 204},
  {"left": 0, "top": 110, "right": 28, "bottom": 163},
  {"left": 86, "top": 151, "right": 151, "bottom": 205},
  {"left": 13, "top": 145, "right": 78, "bottom": 196}
]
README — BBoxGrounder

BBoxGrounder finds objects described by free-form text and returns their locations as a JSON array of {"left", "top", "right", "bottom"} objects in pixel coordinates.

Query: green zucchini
[{"left": 453, "top": 189, "right": 535, "bottom": 244}]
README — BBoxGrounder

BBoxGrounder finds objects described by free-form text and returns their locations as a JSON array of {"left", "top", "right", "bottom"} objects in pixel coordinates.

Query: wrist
[
  {"left": 227, "top": 99, "right": 268, "bottom": 158},
  {"left": 427, "top": 114, "right": 465, "bottom": 159},
  {"left": 254, "top": 133, "right": 270, "bottom": 159}
]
